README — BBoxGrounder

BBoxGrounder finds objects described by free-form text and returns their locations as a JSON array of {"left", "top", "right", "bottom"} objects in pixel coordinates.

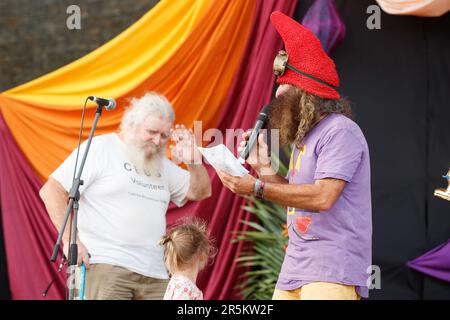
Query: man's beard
[
  {"left": 267, "top": 88, "right": 302, "bottom": 146},
  {"left": 122, "top": 134, "right": 164, "bottom": 177}
]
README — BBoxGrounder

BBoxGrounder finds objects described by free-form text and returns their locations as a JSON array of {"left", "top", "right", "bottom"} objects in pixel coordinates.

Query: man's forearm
[
  {"left": 42, "top": 198, "right": 70, "bottom": 243},
  {"left": 262, "top": 182, "right": 326, "bottom": 211},
  {"left": 40, "top": 182, "right": 78, "bottom": 246},
  {"left": 256, "top": 166, "right": 288, "bottom": 184},
  {"left": 186, "top": 164, "right": 212, "bottom": 200}
]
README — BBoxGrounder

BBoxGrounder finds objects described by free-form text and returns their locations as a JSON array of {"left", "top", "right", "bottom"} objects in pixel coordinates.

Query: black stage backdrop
[
  {"left": 295, "top": 0, "right": 450, "bottom": 299},
  {"left": 0, "top": 0, "right": 449, "bottom": 300}
]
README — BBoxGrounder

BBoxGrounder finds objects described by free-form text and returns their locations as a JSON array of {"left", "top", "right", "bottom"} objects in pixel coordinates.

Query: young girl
[{"left": 159, "top": 218, "right": 216, "bottom": 300}]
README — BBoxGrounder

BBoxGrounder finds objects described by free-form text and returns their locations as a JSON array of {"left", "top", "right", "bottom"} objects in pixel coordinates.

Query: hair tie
[{"left": 159, "top": 235, "right": 172, "bottom": 246}]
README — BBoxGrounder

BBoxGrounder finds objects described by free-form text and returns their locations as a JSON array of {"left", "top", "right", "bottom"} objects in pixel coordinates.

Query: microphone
[
  {"left": 88, "top": 96, "right": 116, "bottom": 111},
  {"left": 239, "top": 105, "right": 270, "bottom": 163}
]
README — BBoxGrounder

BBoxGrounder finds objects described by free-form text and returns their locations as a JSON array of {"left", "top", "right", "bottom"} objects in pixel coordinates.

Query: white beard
[{"left": 122, "top": 133, "right": 164, "bottom": 177}]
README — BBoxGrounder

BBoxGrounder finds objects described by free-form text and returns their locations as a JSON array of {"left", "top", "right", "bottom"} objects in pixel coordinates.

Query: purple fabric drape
[
  {"left": 302, "top": 0, "right": 345, "bottom": 54},
  {"left": 0, "top": 113, "right": 65, "bottom": 299},
  {"left": 407, "top": 238, "right": 450, "bottom": 282}
]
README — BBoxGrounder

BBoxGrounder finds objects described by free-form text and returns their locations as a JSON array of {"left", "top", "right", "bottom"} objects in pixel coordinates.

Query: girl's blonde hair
[{"left": 159, "top": 218, "right": 216, "bottom": 274}]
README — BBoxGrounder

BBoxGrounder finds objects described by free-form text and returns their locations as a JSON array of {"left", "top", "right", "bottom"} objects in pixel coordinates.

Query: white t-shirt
[{"left": 50, "top": 133, "right": 190, "bottom": 279}]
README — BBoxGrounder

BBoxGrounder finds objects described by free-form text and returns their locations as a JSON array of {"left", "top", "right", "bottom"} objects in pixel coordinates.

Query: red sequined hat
[{"left": 270, "top": 11, "right": 340, "bottom": 100}]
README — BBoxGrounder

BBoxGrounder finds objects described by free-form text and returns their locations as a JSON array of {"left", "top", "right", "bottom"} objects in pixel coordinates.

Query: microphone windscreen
[{"left": 106, "top": 99, "right": 117, "bottom": 111}]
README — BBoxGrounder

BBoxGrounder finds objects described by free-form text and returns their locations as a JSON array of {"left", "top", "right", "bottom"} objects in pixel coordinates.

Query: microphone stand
[{"left": 50, "top": 103, "right": 105, "bottom": 300}]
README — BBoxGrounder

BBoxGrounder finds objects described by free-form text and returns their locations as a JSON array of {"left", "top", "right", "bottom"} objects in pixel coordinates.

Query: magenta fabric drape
[
  {"left": 0, "top": 0, "right": 297, "bottom": 299},
  {"left": 167, "top": 0, "right": 297, "bottom": 299},
  {"left": 0, "top": 113, "right": 65, "bottom": 299}
]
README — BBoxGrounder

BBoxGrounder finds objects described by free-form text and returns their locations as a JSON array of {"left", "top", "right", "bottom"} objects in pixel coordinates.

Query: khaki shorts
[
  {"left": 84, "top": 263, "right": 169, "bottom": 300},
  {"left": 272, "top": 282, "right": 360, "bottom": 300}
]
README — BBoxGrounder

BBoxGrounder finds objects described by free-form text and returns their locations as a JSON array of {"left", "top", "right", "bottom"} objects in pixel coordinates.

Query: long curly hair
[{"left": 267, "top": 86, "right": 353, "bottom": 147}]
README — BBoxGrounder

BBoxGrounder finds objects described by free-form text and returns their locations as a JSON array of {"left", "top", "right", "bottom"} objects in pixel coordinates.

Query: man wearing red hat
[{"left": 218, "top": 11, "right": 372, "bottom": 300}]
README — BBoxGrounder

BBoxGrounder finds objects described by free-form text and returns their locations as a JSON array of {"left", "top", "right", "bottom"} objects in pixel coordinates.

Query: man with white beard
[{"left": 39, "top": 92, "right": 212, "bottom": 300}]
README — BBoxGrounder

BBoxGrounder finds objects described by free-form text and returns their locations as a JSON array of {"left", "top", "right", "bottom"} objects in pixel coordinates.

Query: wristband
[
  {"left": 253, "top": 179, "right": 261, "bottom": 197},
  {"left": 254, "top": 179, "right": 265, "bottom": 199}
]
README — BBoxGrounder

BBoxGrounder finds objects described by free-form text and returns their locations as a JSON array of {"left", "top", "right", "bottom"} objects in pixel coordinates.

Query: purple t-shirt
[{"left": 276, "top": 113, "right": 372, "bottom": 298}]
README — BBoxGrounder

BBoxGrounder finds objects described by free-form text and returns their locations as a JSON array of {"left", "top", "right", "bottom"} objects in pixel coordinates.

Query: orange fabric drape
[{"left": 0, "top": 0, "right": 256, "bottom": 180}]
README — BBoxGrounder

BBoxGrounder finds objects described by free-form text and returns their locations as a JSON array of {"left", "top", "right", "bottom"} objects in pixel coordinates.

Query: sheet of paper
[{"left": 197, "top": 144, "right": 249, "bottom": 177}]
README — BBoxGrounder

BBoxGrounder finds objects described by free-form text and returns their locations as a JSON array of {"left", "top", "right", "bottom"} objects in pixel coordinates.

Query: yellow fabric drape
[{"left": 0, "top": 0, "right": 256, "bottom": 180}]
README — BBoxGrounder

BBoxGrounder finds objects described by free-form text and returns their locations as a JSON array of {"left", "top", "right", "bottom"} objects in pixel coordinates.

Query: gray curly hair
[{"left": 120, "top": 92, "right": 175, "bottom": 131}]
